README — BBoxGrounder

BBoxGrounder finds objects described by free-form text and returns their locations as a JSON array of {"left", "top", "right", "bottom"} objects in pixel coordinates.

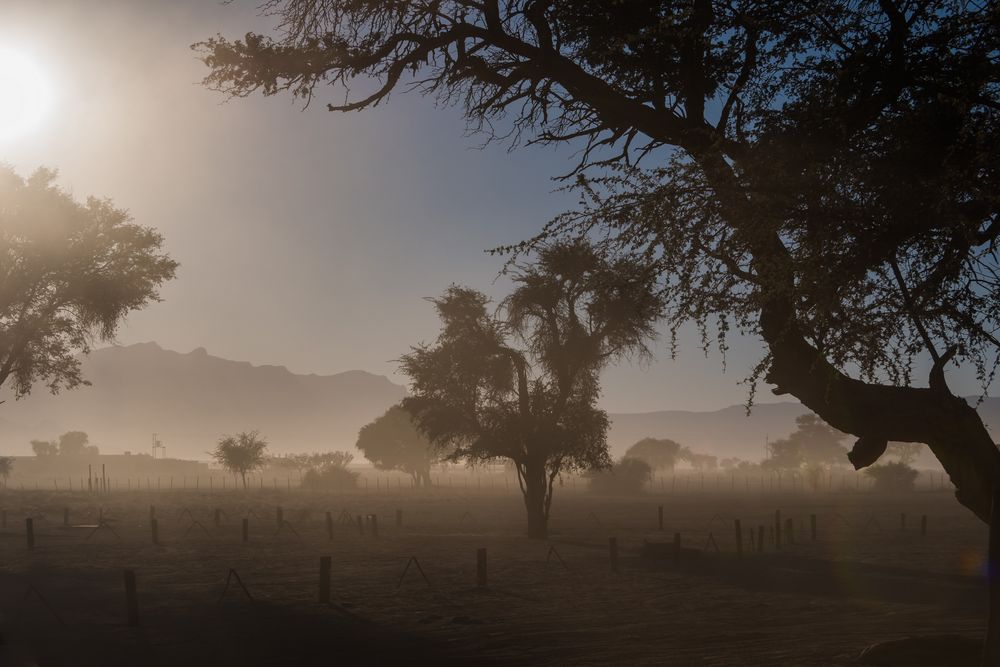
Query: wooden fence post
[
  {"left": 775, "top": 510, "right": 782, "bottom": 550},
  {"left": 757, "top": 526, "right": 764, "bottom": 553},
  {"left": 785, "top": 517, "right": 794, "bottom": 545},
  {"left": 319, "top": 556, "right": 331, "bottom": 604},
  {"left": 477, "top": 548, "right": 487, "bottom": 587},
  {"left": 123, "top": 569, "right": 140, "bottom": 627}
]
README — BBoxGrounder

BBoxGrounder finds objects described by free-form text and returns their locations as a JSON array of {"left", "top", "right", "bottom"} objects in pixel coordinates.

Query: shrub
[
  {"left": 865, "top": 461, "right": 919, "bottom": 492},
  {"left": 587, "top": 458, "right": 651, "bottom": 496},
  {"left": 301, "top": 464, "right": 359, "bottom": 490}
]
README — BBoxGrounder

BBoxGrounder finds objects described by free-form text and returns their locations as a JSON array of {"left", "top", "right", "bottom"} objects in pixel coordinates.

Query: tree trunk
[
  {"left": 761, "top": 298, "right": 1000, "bottom": 524},
  {"left": 522, "top": 460, "right": 549, "bottom": 539},
  {"left": 240, "top": 471, "right": 247, "bottom": 489},
  {"left": 985, "top": 487, "right": 1000, "bottom": 665}
]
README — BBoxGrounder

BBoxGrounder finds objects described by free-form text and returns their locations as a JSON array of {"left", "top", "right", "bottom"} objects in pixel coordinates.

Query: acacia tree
[
  {"left": 30, "top": 439, "right": 57, "bottom": 457},
  {"left": 401, "top": 241, "right": 662, "bottom": 538},
  {"left": 199, "top": 2, "right": 1000, "bottom": 654},
  {"left": 624, "top": 437, "right": 682, "bottom": 471},
  {"left": 356, "top": 405, "right": 436, "bottom": 487},
  {"left": 197, "top": 0, "right": 999, "bottom": 522},
  {"left": 763, "top": 415, "right": 849, "bottom": 470},
  {"left": 0, "top": 167, "right": 177, "bottom": 398},
  {"left": 212, "top": 431, "right": 269, "bottom": 489}
]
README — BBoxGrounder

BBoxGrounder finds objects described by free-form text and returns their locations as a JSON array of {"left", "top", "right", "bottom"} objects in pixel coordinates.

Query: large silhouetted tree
[
  {"left": 197, "top": 0, "right": 999, "bottom": 523},
  {"left": 200, "top": 2, "right": 1000, "bottom": 655},
  {"left": 356, "top": 405, "right": 436, "bottom": 487},
  {"left": 401, "top": 241, "right": 662, "bottom": 538},
  {"left": 0, "top": 167, "right": 177, "bottom": 398}
]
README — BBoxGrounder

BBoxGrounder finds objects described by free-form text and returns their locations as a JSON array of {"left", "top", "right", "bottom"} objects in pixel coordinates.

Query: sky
[{"left": 0, "top": 0, "right": 984, "bottom": 413}]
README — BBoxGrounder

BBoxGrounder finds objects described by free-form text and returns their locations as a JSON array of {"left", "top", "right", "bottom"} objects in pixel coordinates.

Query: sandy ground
[{"left": 0, "top": 485, "right": 988, "bottom": 666}]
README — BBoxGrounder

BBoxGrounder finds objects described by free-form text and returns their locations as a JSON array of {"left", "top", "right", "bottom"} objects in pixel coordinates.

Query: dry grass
[{"left": 0, "top": 486, "right": 987, "bottom": 666}]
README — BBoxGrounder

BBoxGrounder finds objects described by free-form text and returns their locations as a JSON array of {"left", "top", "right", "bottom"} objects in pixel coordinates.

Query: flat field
[{"left": 0, "top": 483, "right": 988, "bottom": 666}]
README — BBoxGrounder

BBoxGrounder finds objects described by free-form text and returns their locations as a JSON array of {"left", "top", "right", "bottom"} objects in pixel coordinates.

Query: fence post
[
  {"left": 757, "top": 526, "right": 764, "bottom": 553},
  {"left": 477, "top": 548, "right": 487, "bottom": 587},
  {"left": 785, "top": 517, "right": 794, "bottom": 545},
  {"left": 921, "top": 514, "right": 928, "bottom": 537},
  {"left": 124, "top": 569, "right": 140, "bottom": 627},
  {"left": 775, "top": 510, "right": 782, "bottom": 550},
  {"left": 319, "top": 556, "right": 331, "bottom": 603}
]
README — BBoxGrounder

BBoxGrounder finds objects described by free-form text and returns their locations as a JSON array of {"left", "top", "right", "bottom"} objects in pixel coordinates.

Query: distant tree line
[{"left": 30, "top": 431, "right": 99, "bottom": 457}]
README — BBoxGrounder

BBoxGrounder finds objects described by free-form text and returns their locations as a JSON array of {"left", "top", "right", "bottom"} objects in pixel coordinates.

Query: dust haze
[{"left": 0, "top": 1, "right": 998, "bottom": 666}]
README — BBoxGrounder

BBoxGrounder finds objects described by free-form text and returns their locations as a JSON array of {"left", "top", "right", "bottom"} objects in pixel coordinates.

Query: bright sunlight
[{"left": 0, "top": 48, "right": 52, "bottom": 143}]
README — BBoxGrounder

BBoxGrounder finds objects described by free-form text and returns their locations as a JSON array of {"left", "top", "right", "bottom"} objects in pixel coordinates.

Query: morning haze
[{"left": 0, "top": 1, "right": 998, "bottom": 666}]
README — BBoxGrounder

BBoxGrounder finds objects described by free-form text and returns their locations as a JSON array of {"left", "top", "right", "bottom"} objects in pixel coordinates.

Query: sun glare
[{"left": 0, "top": 48, "right": 52, "bottom": 143}]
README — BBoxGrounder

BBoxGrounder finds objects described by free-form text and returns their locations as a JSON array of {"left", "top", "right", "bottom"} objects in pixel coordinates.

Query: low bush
[
  {"left": 587, "top": 458, "right": 652, "bottom": 496},
  {"left": 301, "top": 464, "right": 359, "bottom": 490},
  {"left": 865, "top": 461, "right": 919, "bottom": 492}
]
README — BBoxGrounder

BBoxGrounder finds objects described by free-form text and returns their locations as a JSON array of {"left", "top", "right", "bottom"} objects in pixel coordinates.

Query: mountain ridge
[{"left": 0, "top": 342, "right": 994, "bottom": 467}]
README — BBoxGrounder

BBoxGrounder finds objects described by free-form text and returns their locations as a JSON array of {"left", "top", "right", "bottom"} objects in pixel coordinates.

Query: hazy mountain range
[{"left": 0, "top": 342, "right": 995, "bottom": 464}]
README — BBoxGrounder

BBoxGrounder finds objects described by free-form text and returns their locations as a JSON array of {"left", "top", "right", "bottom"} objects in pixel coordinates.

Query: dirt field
[{"left": 0, "top": 483, "right": 988, "bottom": 666}]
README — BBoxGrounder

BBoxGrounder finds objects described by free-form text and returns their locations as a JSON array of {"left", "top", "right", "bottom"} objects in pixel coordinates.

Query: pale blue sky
[{"left": 0, "top": 0, "right": 983, "bottom": 412}]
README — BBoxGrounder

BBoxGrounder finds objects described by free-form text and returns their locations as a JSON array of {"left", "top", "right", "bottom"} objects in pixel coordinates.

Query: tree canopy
[
  {"left": 0, "top": 167, "right": 177, "bottom": 398},
  {"left": 30, "top": 431, "right": 99, "bottom": 457},
  {"left": 198, "top": 1, "right": 1000, "bottom": 526},
  {"left": 212, "top": 431, "right": 269, "bottom": 489},
  {"left": 762, "top": 414, "right": 849, "bottom": 470},
  {"left": 401, "top": 240, "right": 663, "bottom": 537},
  {"left": 624, "top": 437, "right": 683, "bottom": 471},
  {"left": 356, "top": 404, "right": 436, "bottom": 487}
]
